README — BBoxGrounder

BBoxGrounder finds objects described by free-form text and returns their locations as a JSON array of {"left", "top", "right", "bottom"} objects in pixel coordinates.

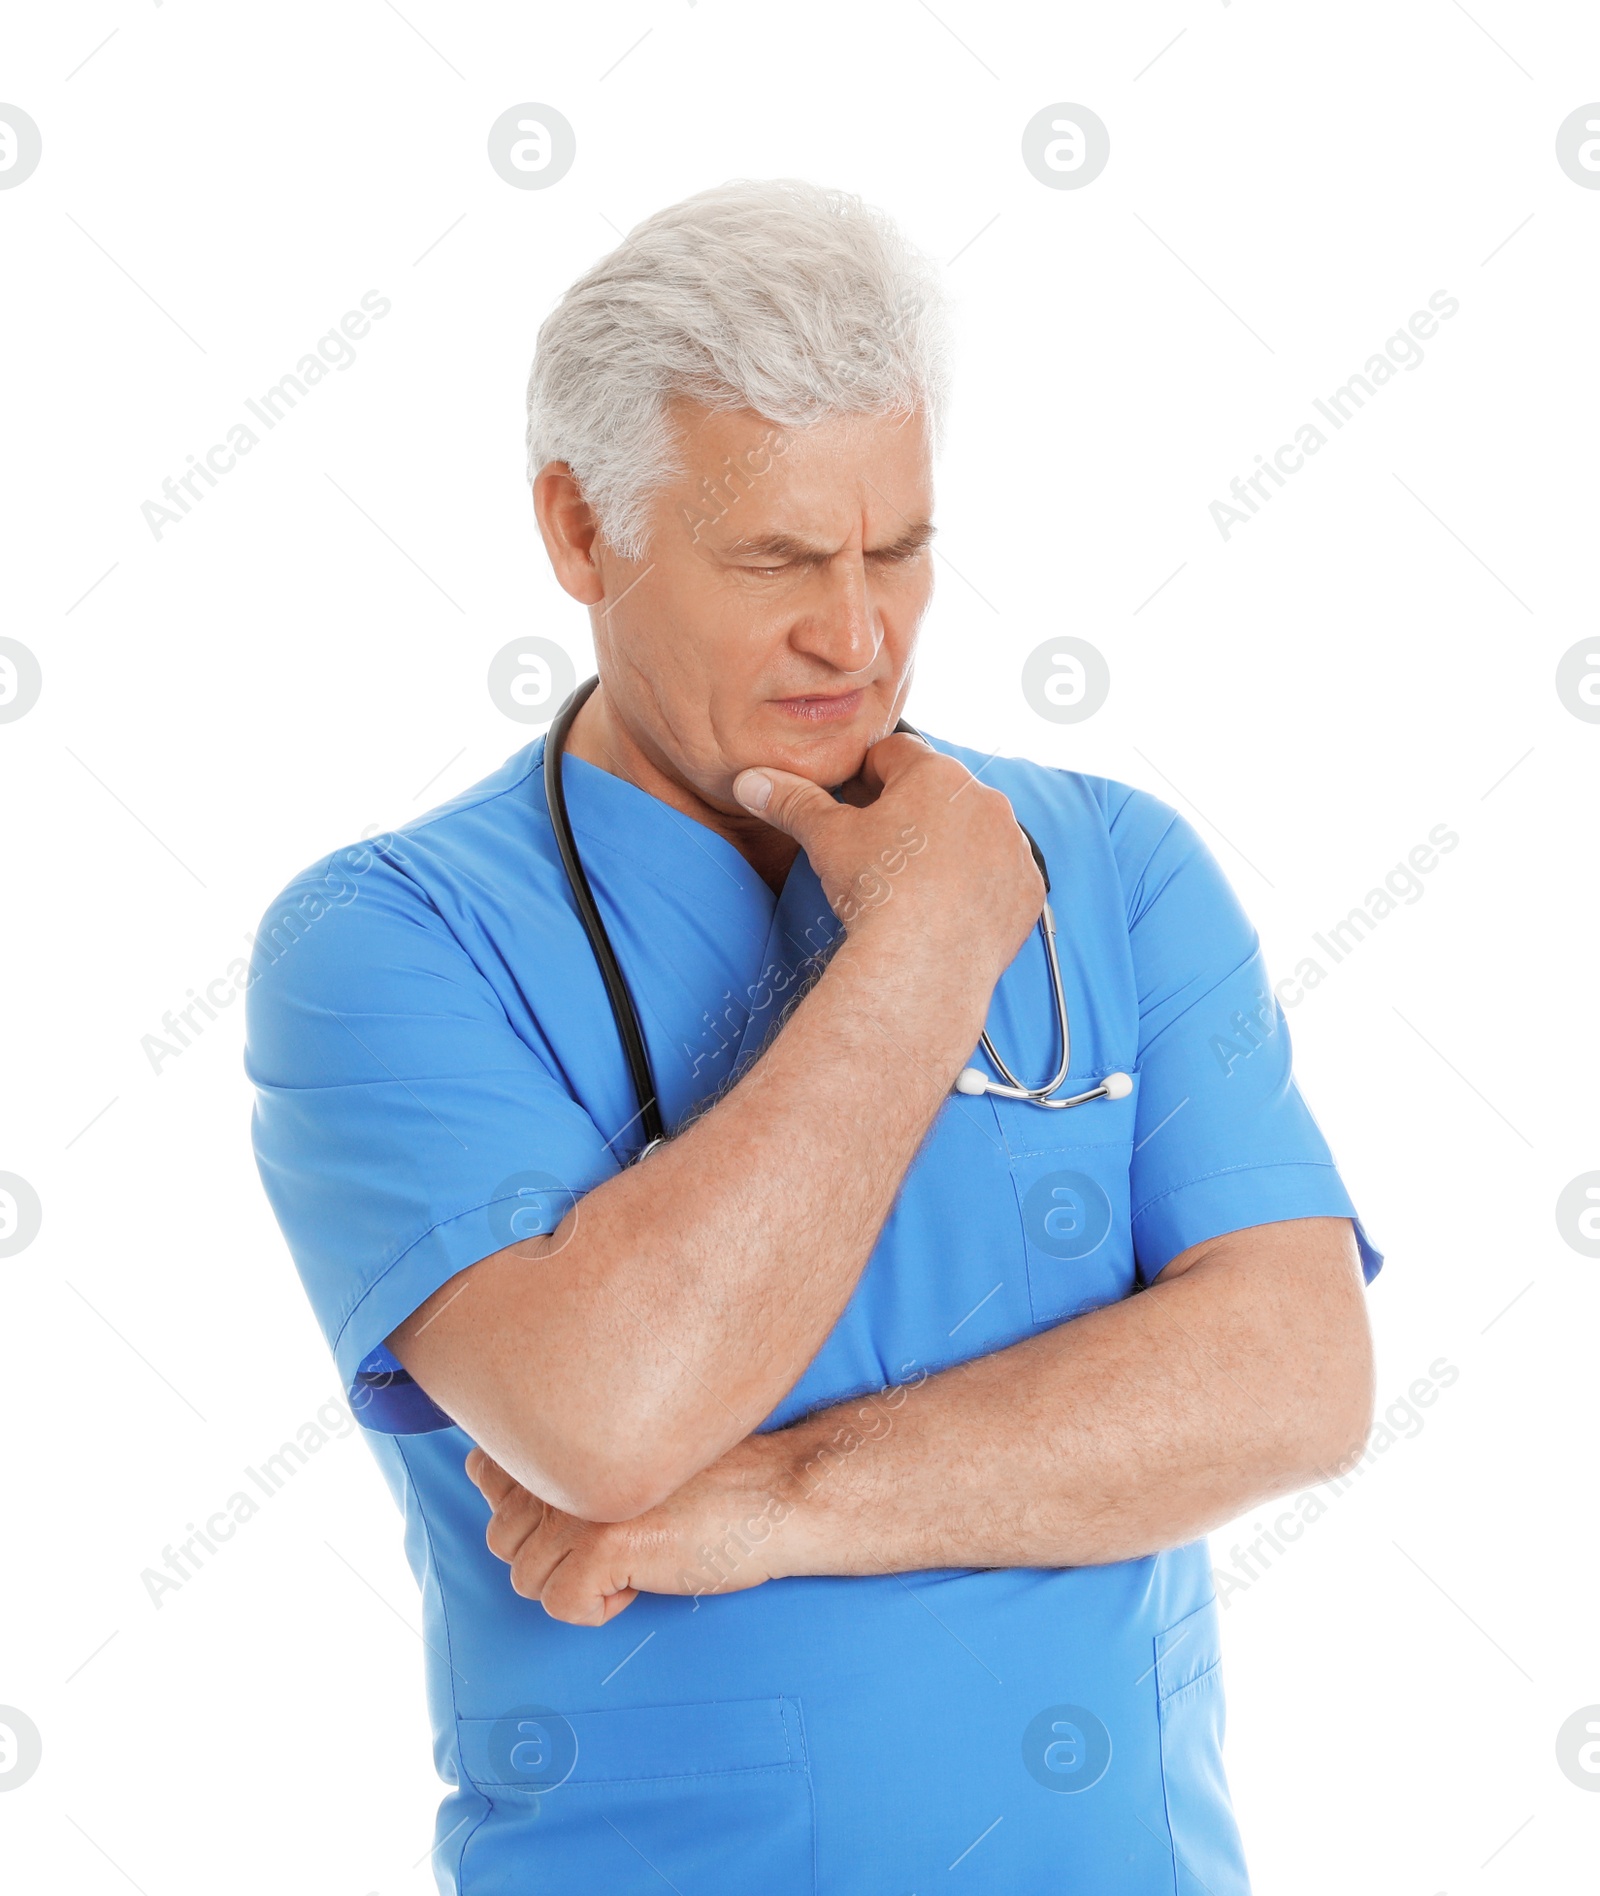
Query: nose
[{"left": 789, "top": 554, "right": 882, "bottom": 675}]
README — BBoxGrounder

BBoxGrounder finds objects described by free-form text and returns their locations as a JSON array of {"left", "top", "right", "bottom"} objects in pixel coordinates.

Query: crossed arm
[
  {"left": 465, "top": 1213, "right": 1374, "bottom": 1625},
  {"left": 391, "top": 749, "right": 1375, "bottom": 1624}
]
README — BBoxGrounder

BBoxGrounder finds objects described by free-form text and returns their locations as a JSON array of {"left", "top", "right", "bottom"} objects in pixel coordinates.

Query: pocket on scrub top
[
  {"left": 1000, "top": 1068, "right": 1140, "bottom": 1325},
  {"left": 1154, "top": 1598, "right": 1252, "bottom": 1896},
  {"left": 455, "top": 1696, "right": 815, "bottom": 1896}
]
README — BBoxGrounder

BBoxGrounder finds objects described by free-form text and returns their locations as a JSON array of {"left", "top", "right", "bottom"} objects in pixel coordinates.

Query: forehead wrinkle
[
  {"left": 720, "top": 520, "right": 936, "bottom": 560},
  {"left": 721, "top": 530, "right": 831, "bottom": 559}
]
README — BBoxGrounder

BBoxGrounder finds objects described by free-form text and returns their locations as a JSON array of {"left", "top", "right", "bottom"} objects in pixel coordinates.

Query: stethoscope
[{"left": 543, "top": 678, "right": 1132, "bottom": 1156}]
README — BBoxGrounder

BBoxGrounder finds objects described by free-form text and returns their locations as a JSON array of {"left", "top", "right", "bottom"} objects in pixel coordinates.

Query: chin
[
  {"left": 775, "top": 728, "right": 875, "bottom": 789},
  {"left": 755, "top": 698, "right": 891, "bottom": 782}
]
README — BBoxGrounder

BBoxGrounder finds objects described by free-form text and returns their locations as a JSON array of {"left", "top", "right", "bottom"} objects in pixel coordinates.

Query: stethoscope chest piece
[
  {"left": 945, "top": 833, "right": 1132, "bottom": 1112},
  {"left": 954, "top": 1062, "right": 1132, "bottom": 1108}
]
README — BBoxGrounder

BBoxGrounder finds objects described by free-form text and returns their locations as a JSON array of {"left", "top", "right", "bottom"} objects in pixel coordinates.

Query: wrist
[
  {"left": 721, "top": 1422, "right": 831, "bottom": 1581},
  {"left": 826, "top": 926, "right": 989, "bottom": 1075},
  {"left": 757, "top": 1398, "right": 895, "bottom": 1579}
]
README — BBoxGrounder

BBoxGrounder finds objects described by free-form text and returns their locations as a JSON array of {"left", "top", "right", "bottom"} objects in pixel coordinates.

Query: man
[{"left": 247, "top": 178, "right": 1379, "bottom": 1894}]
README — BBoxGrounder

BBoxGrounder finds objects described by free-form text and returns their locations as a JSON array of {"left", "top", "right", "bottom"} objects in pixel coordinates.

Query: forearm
[
  {"left": 552, "top": 930, "right": 980, "bottom": 1450},
  {"left": 458, "top": 1221, "right": 1373, "bottom": 1622},
  {"left": 394, "top": 923, "right": 986, "bottom": 1517},
  {"left": 764, "top": 1218, "right": 1374, "bottom": 1574},
  {"left": 392, "top": 741, "right": 1050, "bottom": 1520}
]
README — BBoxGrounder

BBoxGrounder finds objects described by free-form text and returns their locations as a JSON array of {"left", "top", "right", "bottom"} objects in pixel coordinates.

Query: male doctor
[{"left": 247, "top": 178, "right": 1380, "bottom": 1894}]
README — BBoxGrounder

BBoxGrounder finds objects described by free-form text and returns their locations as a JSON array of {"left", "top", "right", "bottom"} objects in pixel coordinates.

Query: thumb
[{"left": 732, "top": 766, "right": 842, "bottom": 843}]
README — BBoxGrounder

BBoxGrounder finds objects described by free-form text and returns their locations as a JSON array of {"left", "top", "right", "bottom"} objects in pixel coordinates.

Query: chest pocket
[{"left": 995, "top": 1069, "right": 1142, "bottom": 1325}]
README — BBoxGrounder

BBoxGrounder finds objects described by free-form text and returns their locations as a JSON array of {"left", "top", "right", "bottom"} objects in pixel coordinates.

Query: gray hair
[{"left": 525, "top": 178, "right": 953, "bottom": 561}]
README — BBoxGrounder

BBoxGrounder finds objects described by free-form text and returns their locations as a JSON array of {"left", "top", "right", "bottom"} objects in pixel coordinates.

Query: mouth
[{"left": 770, "top": 688, "right": 866, "bottom": 724}]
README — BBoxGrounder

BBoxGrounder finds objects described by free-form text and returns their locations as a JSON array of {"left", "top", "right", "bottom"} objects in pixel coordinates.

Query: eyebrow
[{"left": 722, "top": 520, "right": 937, "bottom": 563}]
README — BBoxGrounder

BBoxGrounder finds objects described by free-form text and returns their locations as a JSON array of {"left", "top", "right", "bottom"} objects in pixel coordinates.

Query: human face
[{"left": 538, "top": 398, "right": 935, "bottom": 813}]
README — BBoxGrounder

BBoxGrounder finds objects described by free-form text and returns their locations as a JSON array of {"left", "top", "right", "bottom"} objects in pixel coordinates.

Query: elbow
[
  {"left": 1298, "top": 1332, "right": 1377, "bottom": 1484},
  {"left": 519, "top": 1425, "right": 699, "bottom": 1524},
  {"left": 1303, "top": 1394, "right": 1375, "bottom": 1487},
  {"left": 484, "top": 1375, "right": 730, "bottom": 1523},
  {"left": 538, "top": 1376, "right": 745, "bottom": 1520},
  {"left": 558, "top": 1461, "right": 680, "bottom": 1525}
]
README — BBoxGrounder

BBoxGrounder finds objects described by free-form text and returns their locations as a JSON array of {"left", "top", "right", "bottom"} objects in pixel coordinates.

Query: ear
[{"left": 533, "top": 462, "right": 606, "bottom": 606}]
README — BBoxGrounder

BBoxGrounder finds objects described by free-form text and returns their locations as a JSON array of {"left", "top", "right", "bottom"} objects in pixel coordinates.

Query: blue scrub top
[{"left": 246, "top": 729, "right": 1381, "bottom": 1896}]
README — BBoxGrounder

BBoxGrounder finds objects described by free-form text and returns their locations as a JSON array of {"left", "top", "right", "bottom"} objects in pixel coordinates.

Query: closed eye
[
  {"left": 737, "top": 554, "right": 827, "bottom": 578},
  {"left": 739, "top": 544, "right": 928, "bottom": 578}
]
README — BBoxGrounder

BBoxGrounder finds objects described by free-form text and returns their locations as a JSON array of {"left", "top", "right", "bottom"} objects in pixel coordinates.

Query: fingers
[
  {"left": 731, "top": 766, "right": 841, "bottom": 845},
  {"left": 464, "top": 1446, "right": 519, "bottom": 1508},
  {"left": 857, "top": 729, "right": 932, "bottom": 794},
  {"left": 464, "top": 1447, "right": 639, "bottom": 1623},
  {"left": 538, "top": 1545, "right": 639, "bottom": 1626},
  {"left": 509, "top": 1530, "right": 637, "bottom": 1626},
  {"left": 465, "top": 1449, "right": 554, "bottom": 1569},
  {"left": 484, "top": 1484, "right": 549, "bottom": 1566},
  {"left": 732, "top": 733, "right": 933, "bottom": 830},
  {"left": 834, "top": 729, "right": 931, "bottom": 809}
]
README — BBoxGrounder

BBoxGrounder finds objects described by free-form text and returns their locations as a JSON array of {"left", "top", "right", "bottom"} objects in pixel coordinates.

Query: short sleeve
[
  {"left": 244, "top": 846, "right": 616, "bottom": 1431},
  {"left": 1107, "top": 789, "right": 1384, "bottom": 1287}
]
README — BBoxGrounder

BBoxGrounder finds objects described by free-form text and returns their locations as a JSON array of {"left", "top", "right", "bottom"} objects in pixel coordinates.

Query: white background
[{"left": 3, "top": 3, "right": 1598, "bottom": 1892}]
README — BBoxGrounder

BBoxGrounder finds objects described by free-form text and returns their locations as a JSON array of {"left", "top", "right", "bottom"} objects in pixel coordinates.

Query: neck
[{"left": 564, "top": 683, "right": 802, "bottom": 896}]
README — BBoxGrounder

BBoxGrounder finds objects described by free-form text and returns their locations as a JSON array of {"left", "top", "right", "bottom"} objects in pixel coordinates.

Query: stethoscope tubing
[
  {"left": 544, "top": 676, "right": 668, "bottom": 1152},
  {"left": 545, "top": 679, "right": 1126, "bottom": 1157},
  {"left": 895, "top": 714, "right": 1107, "bottom": 1108}
]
